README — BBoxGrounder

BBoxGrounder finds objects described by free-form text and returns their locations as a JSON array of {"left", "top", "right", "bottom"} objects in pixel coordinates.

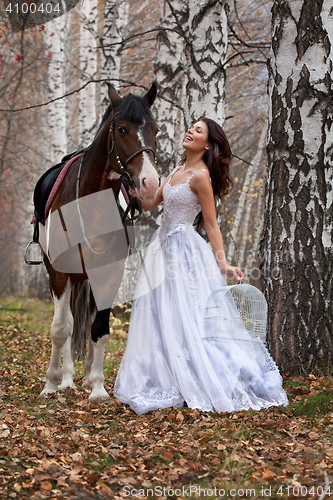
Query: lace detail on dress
[
  {"left": 152, "top": 223, "right": 195, "bottom": 254},
  {"left": 257, "top": 341, "right": 280, "bottom": 371},
  {"left": 124, "top": 385, "right": 184, "bottom": 414},
  {"left": 157, "top": 167, "right": 202, "bottom": 247}
]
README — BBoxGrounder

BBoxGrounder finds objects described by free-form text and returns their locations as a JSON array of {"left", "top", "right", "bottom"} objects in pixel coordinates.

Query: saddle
[{"left": 32, "top": 149, "right": 142, "bottom": 244}]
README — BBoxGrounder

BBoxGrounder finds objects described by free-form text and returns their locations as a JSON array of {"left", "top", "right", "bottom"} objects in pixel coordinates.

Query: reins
[
  {"left": 75, "top": 151, "right": 120, "bottom": 256},
  {"left": 75, "top": 109, "right": 156, "bottom": 255}
]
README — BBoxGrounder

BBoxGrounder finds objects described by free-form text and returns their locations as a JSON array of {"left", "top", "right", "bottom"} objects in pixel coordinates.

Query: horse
[{"left": 35, "top": 83, "right": 159, "bottom": 401}]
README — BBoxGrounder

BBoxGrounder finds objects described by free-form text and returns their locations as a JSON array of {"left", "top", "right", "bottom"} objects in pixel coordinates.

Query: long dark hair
[{"left": 179, "top": 117, "right": 233, "bottom": 232}]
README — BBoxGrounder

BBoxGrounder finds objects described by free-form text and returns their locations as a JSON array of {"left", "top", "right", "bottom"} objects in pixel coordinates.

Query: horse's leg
[
  {"left": 84, "top": 308, "right": 111, "bottom": 401},
  {"left": 41, "top": 278, "right": 74, "bottom": 395},
  {"left": 82, "top": 336, "right": 94, "bottom": 388},
  {"left": 88, "top": 336, "right": 110, "bottom": 401},
  {"left": 59, "top": 336, "right": 76, "bottom": 391}
]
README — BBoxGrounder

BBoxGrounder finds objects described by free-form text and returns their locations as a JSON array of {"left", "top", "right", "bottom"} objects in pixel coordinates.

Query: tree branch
[
  {"left": 99, "top": 27, "right": 186, "bottom": 49},
  {"left": 0, "top": 78, "right": 186, "bottom": 113},
  {"left": 226, "top": 58, "right": 267, "bottom": 68}
]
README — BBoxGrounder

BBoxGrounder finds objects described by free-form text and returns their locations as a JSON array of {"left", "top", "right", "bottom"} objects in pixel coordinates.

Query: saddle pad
[{"left": 31, "top": 152, "right": 82, "bottom": 224}]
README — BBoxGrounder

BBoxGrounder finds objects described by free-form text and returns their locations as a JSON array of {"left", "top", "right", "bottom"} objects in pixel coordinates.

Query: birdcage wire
[{"left": 204, "top": 284, "right": 267, "bottom": 344}]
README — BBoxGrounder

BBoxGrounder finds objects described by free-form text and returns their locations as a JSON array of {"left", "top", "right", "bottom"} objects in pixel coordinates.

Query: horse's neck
[{"left": 81, "top": 114, "right": 120, "bottom": 195}]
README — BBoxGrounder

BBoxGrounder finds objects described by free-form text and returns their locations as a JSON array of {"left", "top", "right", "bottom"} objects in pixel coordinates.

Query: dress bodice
[{"left": 159, "top": 166, "right": 202, "bottom": 243}]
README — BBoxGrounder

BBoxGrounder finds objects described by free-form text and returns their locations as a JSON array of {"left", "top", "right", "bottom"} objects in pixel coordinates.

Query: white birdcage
[{"left": 204, "top": 284, "right": 267, "bottom": 344}]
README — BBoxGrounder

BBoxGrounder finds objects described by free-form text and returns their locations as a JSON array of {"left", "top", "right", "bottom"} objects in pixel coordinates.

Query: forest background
[
  {"left": 0, "top": 0, "right": 270, "bottom": 299},
  {"left": 0, "top": 0, "right": 332, "bottom": 377}
]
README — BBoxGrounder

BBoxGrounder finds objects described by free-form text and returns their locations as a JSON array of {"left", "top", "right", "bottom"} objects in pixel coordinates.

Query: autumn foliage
[{"left": 1, "top": 297, "right": 333, "bottom": 499}]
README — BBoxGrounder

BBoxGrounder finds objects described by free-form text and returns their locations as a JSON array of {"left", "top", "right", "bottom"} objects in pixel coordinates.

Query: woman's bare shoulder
[{"left": 190, "top": 168, "right": 212, "bottom": 194}]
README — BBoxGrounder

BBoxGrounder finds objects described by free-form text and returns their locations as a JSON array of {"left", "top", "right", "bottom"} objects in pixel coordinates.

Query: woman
[{"left": 114, "top": 118, "right": 288, "bottom": 414}]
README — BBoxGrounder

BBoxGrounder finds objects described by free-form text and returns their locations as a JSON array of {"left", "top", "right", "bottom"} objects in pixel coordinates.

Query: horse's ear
[
  {"left": 143, "top": 82, "right": 157, "bottom": 107},
  {"left": 107, "top": 83, "right": 122, "bottom": 108}
]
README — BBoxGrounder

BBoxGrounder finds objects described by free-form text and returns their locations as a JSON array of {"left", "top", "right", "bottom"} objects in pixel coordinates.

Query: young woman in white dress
[{"left": 114, "top": 118, "right": 288, "bottom": 415}]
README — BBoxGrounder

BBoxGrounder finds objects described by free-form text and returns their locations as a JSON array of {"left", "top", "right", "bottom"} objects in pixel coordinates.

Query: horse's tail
[{"left": 70, "top": 280, "right": 96, "bottom": 361}]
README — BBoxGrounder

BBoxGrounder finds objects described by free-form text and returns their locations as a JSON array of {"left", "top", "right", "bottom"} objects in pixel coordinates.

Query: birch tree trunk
[
  {"left": 47, "top": 17, "right": 68, "bottom": 162},
  {"left": 154, "top": 0, "right": 228, "bottom": 172},
  {"left": 260, "top": 0, "right": 333, "bottom": 373},
  {"left": 227, "top": 122, "right": 267, "bottom": 268},
  {"left": 184, "top": 0, "right": 228, "bottom": 126},
  {"left": 153, "top": 0, "right": 189, "bottom": 175},
  {"left": 79, "top": 0, "right": 98, "bottom": 147},
  {"left": 100, "top": 0, "right": 127, "bottom": 99},
  {"left": 235, "top": 122, "right": 267, "bottom": 272}
]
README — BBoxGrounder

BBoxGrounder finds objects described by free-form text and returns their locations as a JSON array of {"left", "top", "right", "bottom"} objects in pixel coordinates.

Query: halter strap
[
  {"left": 122, "top": 146, "right": 155, "bottom": 167},
  {"left": 109, "top": 111, "right": 156, "bottom": 187}
]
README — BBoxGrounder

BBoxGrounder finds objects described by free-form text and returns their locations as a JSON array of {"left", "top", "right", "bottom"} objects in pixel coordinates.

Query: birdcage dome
[{"left": 204, "top": 284, "right": 267, "bottom": 343}]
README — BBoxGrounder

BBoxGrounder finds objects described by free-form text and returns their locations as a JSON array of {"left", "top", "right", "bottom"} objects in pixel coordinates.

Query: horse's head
[{"left": 107, "top": 83, "right": 160, "bottom": 200}]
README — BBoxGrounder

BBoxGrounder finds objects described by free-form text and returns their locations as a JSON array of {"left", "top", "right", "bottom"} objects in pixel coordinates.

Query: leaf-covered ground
[{"left": 1, "top": 297, "right": 333, "bottom": 500}]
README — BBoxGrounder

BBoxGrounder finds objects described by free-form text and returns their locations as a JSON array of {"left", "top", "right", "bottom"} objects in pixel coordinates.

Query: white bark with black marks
[
  {"left": 100, "top": 0, "right": 128, "bottom": 98},
  {"left": 184, "top": 0, "right": 228, "bottom": 126},
  {"left": 236, "top": 122, "right": 267, "bottom": 272},
  {"left": 260, "top": 0, "right": 333, "bottom": 373},
  {"left": 153, "top": 0, "right": 189, "bottom": 174},
  {"left": 154, "top": 0, "right": 228, "bottom": 172},
  {"left": 79, "top": 0, "right": 98, "bottom": 147},
  {"left": 227, "top": 122, "right": 267, "bottom": 268},
  {"left": 47, "top": 17, "right": 68, "bottom": 161}
]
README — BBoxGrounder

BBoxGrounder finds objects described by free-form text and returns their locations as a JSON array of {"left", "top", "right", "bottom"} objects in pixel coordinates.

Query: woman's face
[{"left": 182, "top": 120, "right": 209, "bottom": 154}]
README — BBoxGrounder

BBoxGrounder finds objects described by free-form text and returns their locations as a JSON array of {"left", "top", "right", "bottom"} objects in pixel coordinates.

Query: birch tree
[
  {"left": 153, "top": 0, "right": 228, "bottom": 172},
  {"left": 47, "top": 16, "right": 68, "bottom": 161},
  {"left": 227, "top": 121, "right": 267, "bottom": 273},
  {"left": 100, "top": 0, "right": 127, "bottom": 97},
  {"left": 260, "top": 0, "right": 333, "bottom": 373},
  {"left": 153, "top": 0, "right": 189, "bottom": 174},
  {"left": 78, "top": 0, "right": 98, "bottom": 146},
  {"left": 221, "top": 0, "right": 271, "bottom": 276},
  {"left": 184, "top": 0, "right": 228, "bottom": 126}
]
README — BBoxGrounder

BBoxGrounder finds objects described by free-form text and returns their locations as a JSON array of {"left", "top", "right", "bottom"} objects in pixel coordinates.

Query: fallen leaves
[
  {"left": 1, "top": 298, "right": 333, "bottom": 498},
  {"left": 163, "top": 450, "right": 174, "bottom": 460},
  {"left": 40, "top": 480, "right": 52, "bottom": 490},
  {"left": 262, "top": 467, "right": 277, "bottom": 482}
]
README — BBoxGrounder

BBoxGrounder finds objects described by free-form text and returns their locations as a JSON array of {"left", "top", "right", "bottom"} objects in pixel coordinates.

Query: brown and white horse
[{"left": 38, "top": 83, "right": 159, "bottom": 401}]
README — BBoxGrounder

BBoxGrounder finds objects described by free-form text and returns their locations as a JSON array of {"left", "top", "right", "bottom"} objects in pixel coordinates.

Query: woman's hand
[
  {"left": 128, "top": 184, "right": 164, "bottom": 211},
  {"left": 128, "top": 186, "right": 141, "bottom": 199},
  {"left": 219, "top": 264, "right": 244, "bottom": 283}
]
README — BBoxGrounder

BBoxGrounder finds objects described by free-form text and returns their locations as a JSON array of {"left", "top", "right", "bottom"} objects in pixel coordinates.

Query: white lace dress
[{"left": 114, "top": 167, "right": 288, "bottom": 415}]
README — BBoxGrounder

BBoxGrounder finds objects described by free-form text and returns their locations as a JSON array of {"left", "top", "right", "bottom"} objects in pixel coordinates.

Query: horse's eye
[{"left": 117, "top": 127, "right": 126, "bottom": 135}]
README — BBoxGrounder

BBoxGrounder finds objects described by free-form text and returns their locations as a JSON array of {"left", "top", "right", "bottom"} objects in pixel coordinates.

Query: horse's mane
[
  {"left": 94, "top": 105, "right": 112, "bottom": 138},
  {"left": 94, "top": 94, "right": 153, "bottom": 139},
  {"left": 117, "top": 94, "right": 153, "bottom": 124}
]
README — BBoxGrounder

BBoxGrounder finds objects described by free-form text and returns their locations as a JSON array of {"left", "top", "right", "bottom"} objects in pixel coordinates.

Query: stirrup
[{"left": 24, "top": 241, "right": 44, "bottom": 265}]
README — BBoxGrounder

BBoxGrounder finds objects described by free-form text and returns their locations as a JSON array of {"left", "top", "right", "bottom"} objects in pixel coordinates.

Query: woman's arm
[
  {"left": 191, "top": 172, "right": 244, "bottom": 283},
  {"left": 128, "top": 173, "right": 172, "bottom": 211}
]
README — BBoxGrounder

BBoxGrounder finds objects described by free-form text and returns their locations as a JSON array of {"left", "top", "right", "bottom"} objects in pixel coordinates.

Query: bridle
[
  {"left": 74, "top": 108, "right": 158, "bottom": 255},
  {"left": 109, "top": 110, "right": 156, "bottom": 187}
]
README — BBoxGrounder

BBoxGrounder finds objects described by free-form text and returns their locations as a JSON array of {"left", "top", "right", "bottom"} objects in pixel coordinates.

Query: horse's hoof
[
  {"left": 82, "top": 379, "right": 92, "bottom": 389},
  {"left": 40, "top": 384, "right": 58, "bottom": 396},
  {"left": 39, "top": 389, "right": 57, "bottom": 397},
  {"left": 58, "top": 380, "right": 76, "bottom": 391},
  {"left": 89, "top": 390, "right": 110, "bottom": 403}
]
